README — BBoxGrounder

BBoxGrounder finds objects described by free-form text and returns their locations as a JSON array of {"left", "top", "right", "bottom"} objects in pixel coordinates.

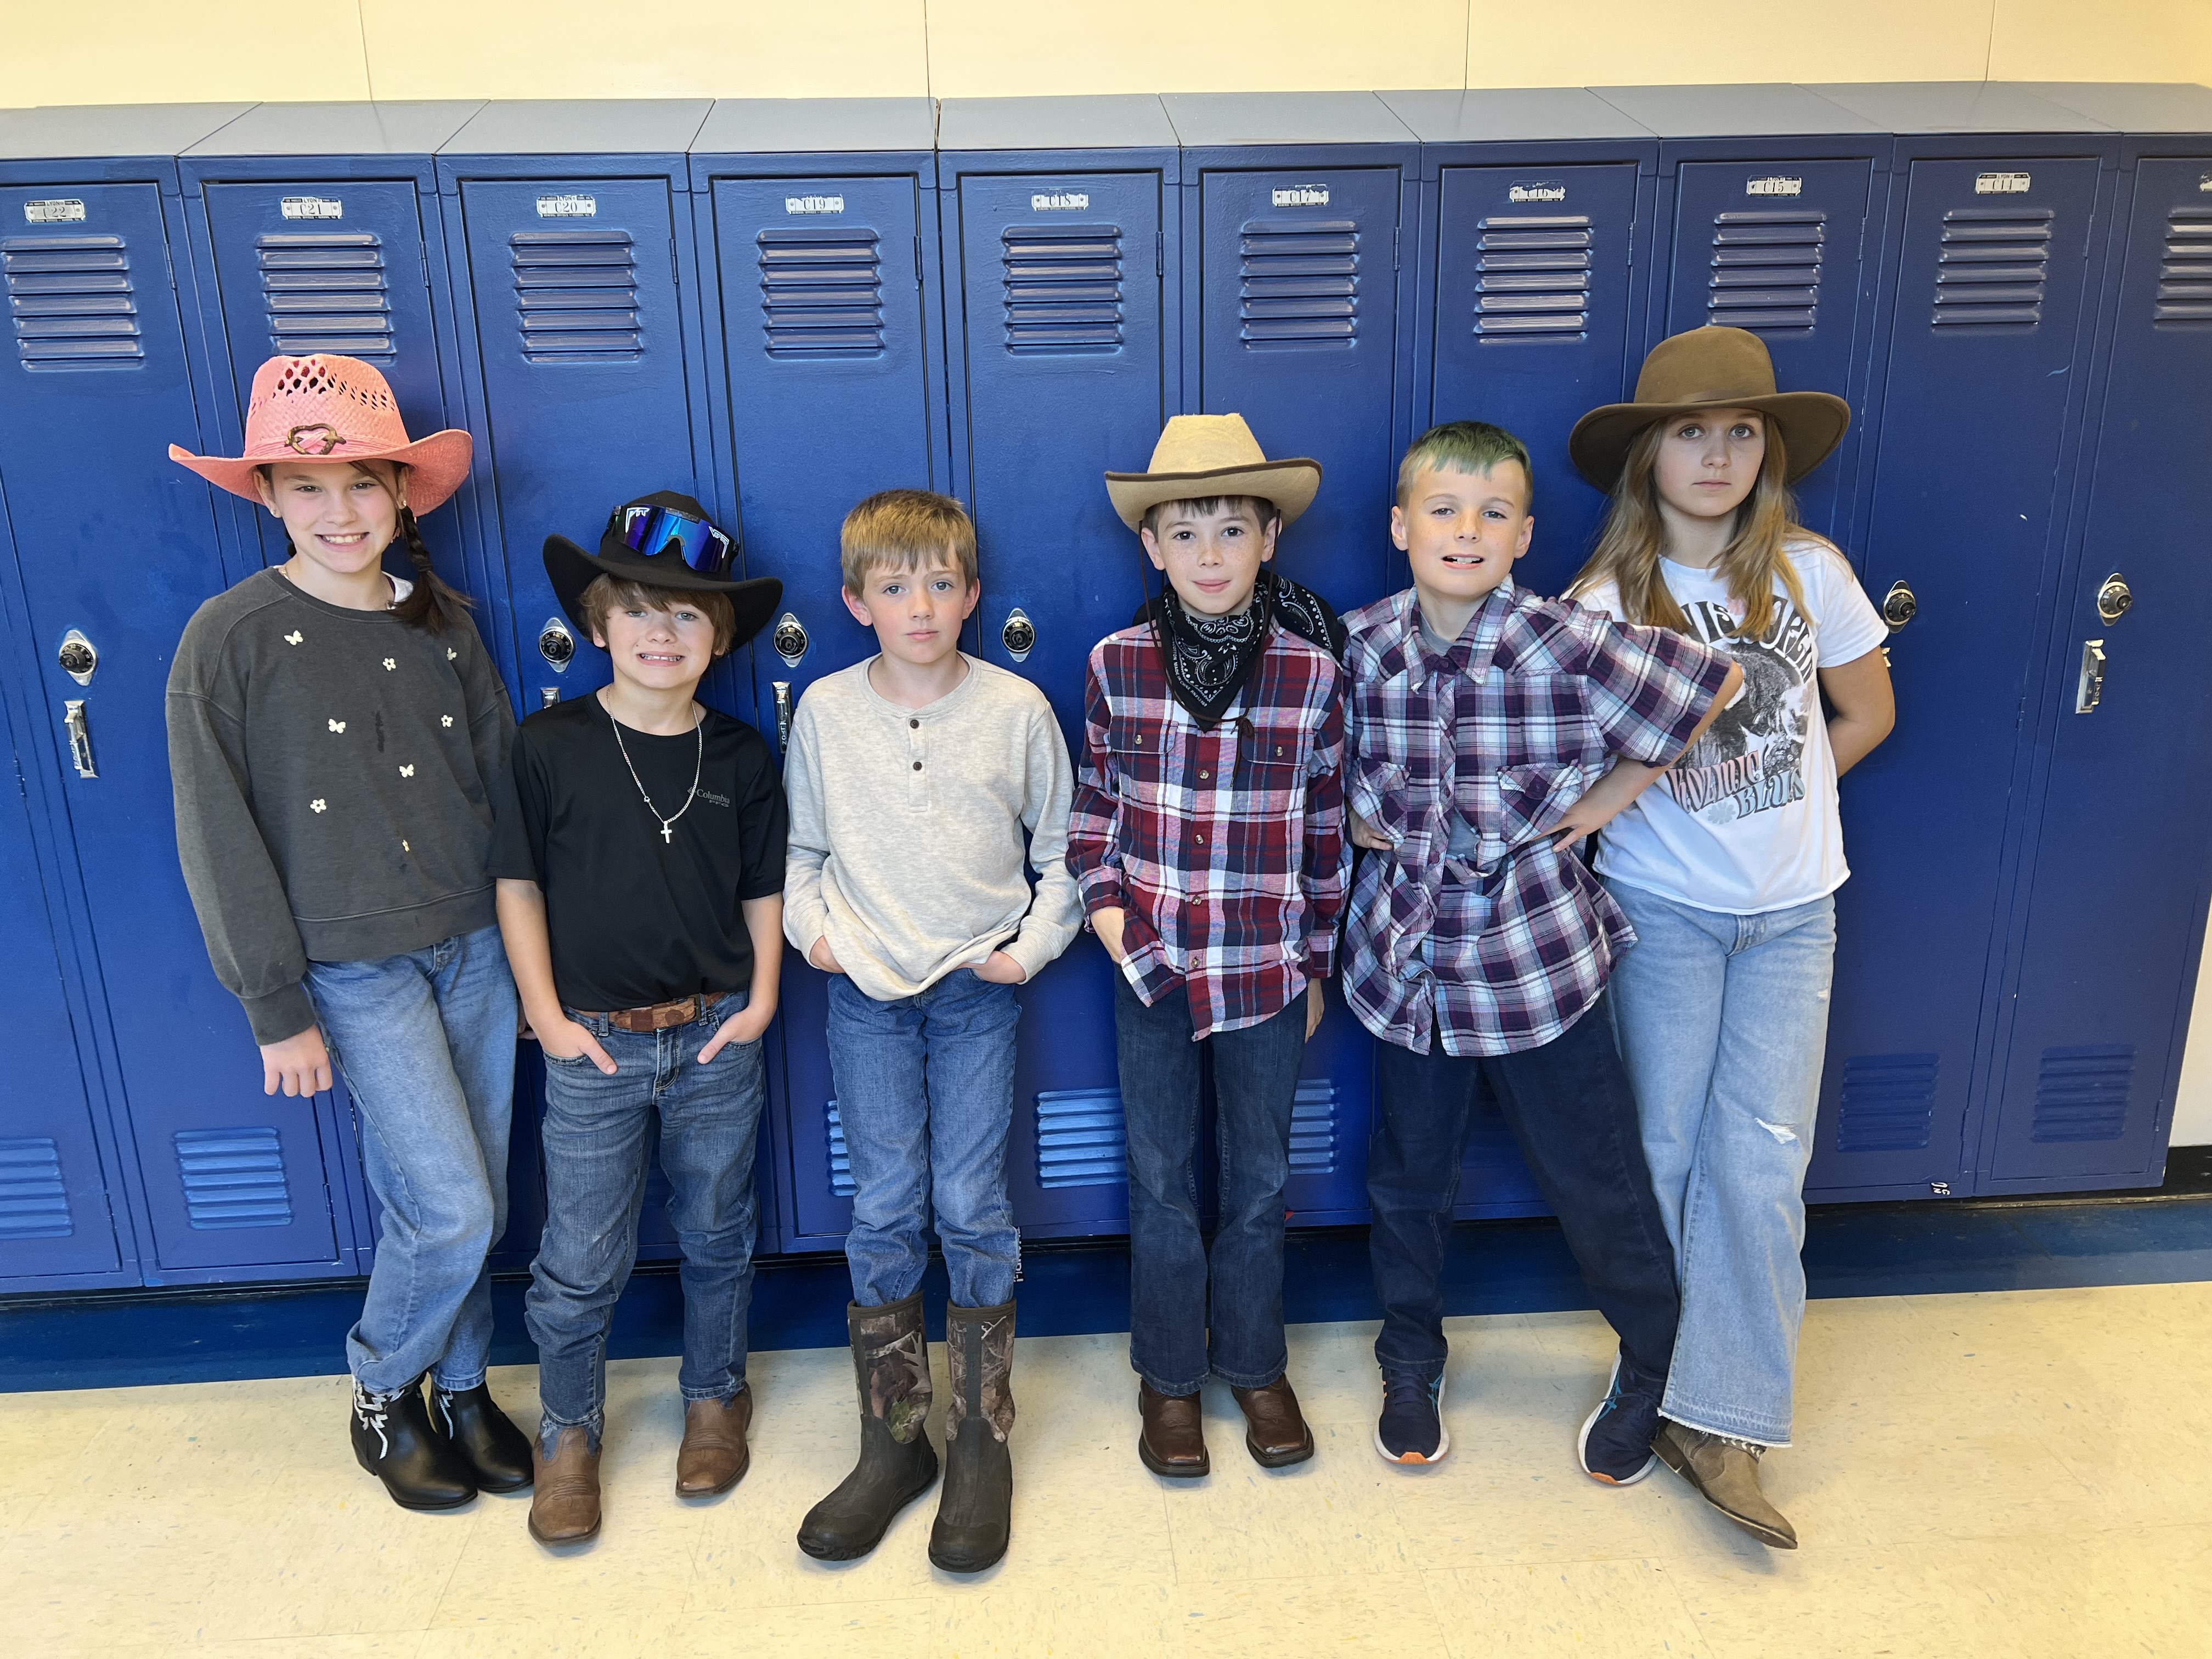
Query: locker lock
[
  {"left": 57, "top": 629, "right": 98, "bottom": 686},
  {"left": 772, "top": 613, "right": 808, "bottom": 667},
  {"left": 1001, "top": 608, "right": 1036, "bottom": 662},
  {"left": 538, "top": 616, "right": 575, "bottom": 672},
  {"left": 2096, "top": 572, "right": 2133, "bottom": 626},
  {"left": 1880, "top": 580, "right": 1918, "bottom": 631}
]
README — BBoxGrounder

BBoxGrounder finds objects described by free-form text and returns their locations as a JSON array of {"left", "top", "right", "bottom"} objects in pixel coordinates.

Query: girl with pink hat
[{"left": 167, "top": 354, "right": 534, "bottom": 1511}]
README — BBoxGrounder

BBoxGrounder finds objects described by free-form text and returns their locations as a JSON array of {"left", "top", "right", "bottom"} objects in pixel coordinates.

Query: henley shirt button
[
  {"left": 912, "top": 760, "right": 923, "bottom": 771},
  {"left": 910, "top": 719, "right": 919, "bottom": 729}
]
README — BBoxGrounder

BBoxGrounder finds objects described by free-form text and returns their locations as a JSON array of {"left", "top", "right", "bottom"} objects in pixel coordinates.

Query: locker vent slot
[
  {"left": 1036, "top": 1088, "right": 1127, "bottom": 1189},
  {"left": 1289, "top": 1080, "right": 1338, "bottom": 1175},
  {"left": 173, "top": 1127, "right": 294, "bottom": 1231},
  {"left": 257, "top": 233, "right": 393, "bottom": 359},
  {"left": 825, "top": 1100, "right": 856, "bottom": 1198},
  {"left": 0, "top": 1136, "right": 72, "bottom": 1240},
  {"left": 1708, "top": 210, "right": 1825, "bottom": 333},
  {"left": 511, "top": 230, "right": 642, "bottom": 363},
  {"left": 1833, "top": 1052, "right": 1939, "bottom": 1152},
  {"left": 1241, "top": 217, "right": 1359, "bottom": 349},
  {"left": 1932, "top": 208, "right": 2052, "bottom": 328},
  {"left": 1002, "top": 223, "right": 1123, "bottom": 354},
  {"left": 758, "top": 227, "right": 884, "bottom": 356},
  {"left": 2030, "top": 1045, "right": 2134, "bottom": 1143},
  {"left": 2154, "top": 207, "right": 2212, "bottom": 326},
  {"left": 1, "top": 235, "right": 144, "bottom": 370},
  {"left": 1473, "top": 215, "right": 1590, "bottom": 341}
]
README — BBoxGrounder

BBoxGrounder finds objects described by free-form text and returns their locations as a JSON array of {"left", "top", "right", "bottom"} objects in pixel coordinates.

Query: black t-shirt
[{"left": 492, "top": 694, "right": 788, "bottom": 1011}]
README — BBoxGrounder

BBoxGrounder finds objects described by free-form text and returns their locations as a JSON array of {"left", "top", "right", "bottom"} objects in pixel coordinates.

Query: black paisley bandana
[{"left": 1136, "top": 568, "right": 1346, "bottom": 727}]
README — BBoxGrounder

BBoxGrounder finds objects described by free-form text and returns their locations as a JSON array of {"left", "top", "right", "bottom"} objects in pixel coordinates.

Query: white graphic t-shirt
[{"left": 1577, "top": 538, "right": 1887, "bottom": 916}]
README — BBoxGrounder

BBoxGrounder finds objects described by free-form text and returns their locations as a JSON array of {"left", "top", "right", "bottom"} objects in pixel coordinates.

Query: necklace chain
[{"left": 607, "top": 702, "right": 704, "bottom": 845}]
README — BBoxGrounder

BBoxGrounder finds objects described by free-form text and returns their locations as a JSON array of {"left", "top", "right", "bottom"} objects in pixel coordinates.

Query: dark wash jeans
[
  {"left": 1368, "top": 989, "right": 1679, "bottom": 1385},
  {"left": 1114, "top": 970, "right": 1309, "bottom": 1395}
]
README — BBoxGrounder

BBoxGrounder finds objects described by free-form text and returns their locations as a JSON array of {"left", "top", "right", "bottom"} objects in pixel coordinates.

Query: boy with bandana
[{"left": 1066, "top": 415, "right": 1351, "bottom": 1479}]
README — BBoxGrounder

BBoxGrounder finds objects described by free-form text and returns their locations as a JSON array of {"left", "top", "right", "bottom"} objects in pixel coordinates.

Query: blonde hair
[
  {"left": 1566, "top": 416, "right": 1807, "bottom": 640},
  {"left": 840, "top": 489, "right": 978, "bottom": 594},
  {"left": 579, "top": 574, "right": 737, "bottom": 654}
]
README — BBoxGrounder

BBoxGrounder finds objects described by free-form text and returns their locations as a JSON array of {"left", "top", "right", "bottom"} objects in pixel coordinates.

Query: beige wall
[{"left": 7, "top": 0, "right": 2212, "bottom": 108}]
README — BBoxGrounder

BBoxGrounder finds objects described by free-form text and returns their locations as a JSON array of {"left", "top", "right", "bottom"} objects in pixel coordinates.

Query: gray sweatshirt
[
  {"left": 782, "top": 655, "right": 1081, "bottom": 1000},
  {"left": 166, "top": 569, "right": 515, "bottom": 1043}
]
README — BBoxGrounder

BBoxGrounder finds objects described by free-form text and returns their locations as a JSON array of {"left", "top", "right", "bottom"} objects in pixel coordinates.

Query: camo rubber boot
[
  {"left": 797, "top": 1293, "right": 939, "bottom": 1560},
  {"left": 929, "top": 1300, "right": 1015, "bottom": 1573}
]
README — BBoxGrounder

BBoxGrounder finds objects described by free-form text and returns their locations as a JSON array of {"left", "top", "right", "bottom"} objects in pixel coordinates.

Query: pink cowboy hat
[{"left": 169, "top": 354, "right": 473, "bottom": 512}]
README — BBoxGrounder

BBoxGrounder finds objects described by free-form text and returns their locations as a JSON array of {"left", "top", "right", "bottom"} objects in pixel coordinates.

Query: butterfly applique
[
  {"left": 399, "top": 765, "right": 415, "bottom": 778},
  {"left": 284, "top": 630, "right": 304, "bottom": 646},
  {"left": 328, "top": 720, "right": 346, "bottom": 734}
]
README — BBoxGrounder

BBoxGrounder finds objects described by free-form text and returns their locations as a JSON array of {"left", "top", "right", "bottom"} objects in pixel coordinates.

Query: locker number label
[
  {"left": 535, "top": 194, "right": 599, "bottom": 218},
  {"left": 280, "top": 196, "right": 343, "bottom": 220},
  {"left": 1272, "top": 185, "right": 1331, "bottom": 207},
  {"left": 1974, "top": 172, "right": 2032, "bottom": 195},
  {"left": 1031, "top": 191, "right": 1090, "bottom": 211},
  {"left": 23, "top": 199, "right": 87, "bottom": 223},
  {"left": 1746, "top": 176, "right": 1803, "bottom": 198},
  {"left": 785, "top": 194, "right": 845, "bottom": 215},
  {"left": 2198, "top": 172, "right": 2212, "bottom": 192},
  {"left": 1509, "top": 182, "right": 1567, "bottom": 203}
]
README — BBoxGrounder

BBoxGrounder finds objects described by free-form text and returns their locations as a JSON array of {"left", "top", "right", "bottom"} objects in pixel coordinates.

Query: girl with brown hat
[
  {"left": 167, "top": 354, "right": 534, "bottom": 1511},
  {"left": 1564, "top": 326, "right": 1897, "bottom": 1548}
]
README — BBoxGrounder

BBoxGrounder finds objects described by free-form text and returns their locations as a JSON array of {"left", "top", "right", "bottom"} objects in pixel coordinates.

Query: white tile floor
[{"left": 4, "top": 1282, "right": 2207, "bottom": 1658}]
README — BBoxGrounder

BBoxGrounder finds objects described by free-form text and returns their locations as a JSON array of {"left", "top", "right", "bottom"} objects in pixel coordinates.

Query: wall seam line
[{"left": 356, "top": 1, "right": 377, "bottom": 101}]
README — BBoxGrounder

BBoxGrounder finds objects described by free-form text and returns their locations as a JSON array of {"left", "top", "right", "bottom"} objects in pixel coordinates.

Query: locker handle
[
  {"left": 2075, "top": 640, "right": 2106, "bottom": 714},
  {"left": 64, "top": 699, "right": 96, "bottom": 778},
  {"left": 773, "top": 681, "right": 794, "bottom": 751}
]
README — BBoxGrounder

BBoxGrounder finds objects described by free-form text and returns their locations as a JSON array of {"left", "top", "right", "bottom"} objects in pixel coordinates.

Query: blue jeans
[
  {"left": 1114, "top": 972, "right": 1309, "bottom": 1395},
  {"left": 1605, "top": 879, "right": 1836, "bottom": 1447},
  {"left": 1368, "top": 989, "right": 1679, "bottom": 1386},
  {"left": 526, "top": 998, "right": 766, "bottom": 1443},
  {"left": 305, "top": 924, "right": 518, "bottom": 1395},
  {"left": 826, "top": 970, "right": 1022, "bottom": 1309}
]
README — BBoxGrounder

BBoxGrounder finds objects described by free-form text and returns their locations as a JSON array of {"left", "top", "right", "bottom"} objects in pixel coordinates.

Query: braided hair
[{"left": 390, "top": 486, "right": 472, "bottom": 636}]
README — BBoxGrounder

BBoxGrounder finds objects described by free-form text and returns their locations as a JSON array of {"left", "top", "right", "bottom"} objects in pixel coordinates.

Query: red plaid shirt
[{"left": 1066, "top": 624, "right": 1349, "bottom": 1039}]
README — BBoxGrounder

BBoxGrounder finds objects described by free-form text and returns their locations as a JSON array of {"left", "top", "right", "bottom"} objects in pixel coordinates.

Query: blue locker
[
  {"left": 1977, "top": 94, "right": 2212, "bottom": 1190},
  {"left": 1, "top": 106, "right": 369, "bottom": 1283},
  {"left": 940, "top": 95, "right": 1181, "bottom": 1240},
  {"left": 1803, "top": 83, "right": 2118, "bottom": 1198},
  {"left": 689, "top": 98, "right": 947, "bottom": 1254}
]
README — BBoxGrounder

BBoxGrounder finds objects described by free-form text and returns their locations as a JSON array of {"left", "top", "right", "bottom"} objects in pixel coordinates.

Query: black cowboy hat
[{"left": 544, "top": 490, "right": 781, "bottom": 645}]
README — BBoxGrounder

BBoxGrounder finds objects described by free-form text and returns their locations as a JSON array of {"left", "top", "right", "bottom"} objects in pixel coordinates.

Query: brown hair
[
  {"left": 1139, "top": 495, "right": 1281, "bottom": 538},
  {"left": 840, "top": 489, "right": 978, "bottom": 594},
  {"left": 579, "top": 574, "right": 738, "bottom": 654},
  {"left": 257, "top": 459, "right": 472, "bottom": 635},
  {"left": 1565, "top": 416, "right": 1807, "bottom": 640}
]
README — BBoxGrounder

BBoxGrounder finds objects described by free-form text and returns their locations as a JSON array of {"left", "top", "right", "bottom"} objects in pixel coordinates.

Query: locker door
[
  {"left": 957, "top": 167, "right": 1167, "bottom": 1239},
  {"left": 1665, "top": 159, "right": 1877, "bottom": 544},
  {"left": 1985, "top": 156, "right": 2212, "bottom": 1184},
  {"left": 454, "top": 177, "right": 710, "bottom": 711},
  {"left": 0, "top": 181, "right": 347, "bottom": 1273},
  {"left": 1431, "top": 163, "right": 1640, "bottom": 601},
  {"left": 1815, "top": 155, "right": 2102, "bottom": 1195},
  {"left": 710, "top": 173, "right": 937, "bottom": 1249}
]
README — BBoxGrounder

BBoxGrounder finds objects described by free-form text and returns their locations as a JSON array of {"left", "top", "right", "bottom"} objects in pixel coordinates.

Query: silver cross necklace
[{"left": 606, "top": 698, "right": 704, "bottom": 845}]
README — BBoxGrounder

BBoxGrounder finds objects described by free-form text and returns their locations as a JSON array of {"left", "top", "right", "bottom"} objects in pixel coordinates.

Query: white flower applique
[
  {"left": 310, "top": 799, "right": 328, "bottom": 814},
  {"left": 447, "top": 648, "right": 458, "bottom": 662},
  {"left": 328, "top": 719, "right": 346, "bottom": 734},
  {"left": 284, "top": 630, "right": 304, "bottom": 646},
  {"left": 399, "top": 765, "right": 416, "bottom": 778},
  {"left": 382, "top": 657, "right": 397, "bottom": 672},
  {"left": 441, "top": 715, "right": 454, "bottom": 729},
  {"left": 402, "top": 840, "right": 411, "bottom": 853}
]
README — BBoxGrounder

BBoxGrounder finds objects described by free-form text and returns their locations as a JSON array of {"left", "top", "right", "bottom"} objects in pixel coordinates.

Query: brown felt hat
[
  {"left": 1569, "top": 326, "right": 1851, "bottom": 492},
  {"left": 1104, "top": 414, "right": 1322, "bottom": 532}
]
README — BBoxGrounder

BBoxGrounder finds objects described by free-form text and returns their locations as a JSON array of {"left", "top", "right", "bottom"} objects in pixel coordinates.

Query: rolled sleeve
[{"left": 1580, "top": 619, "right": 1736, "bottom": 766}]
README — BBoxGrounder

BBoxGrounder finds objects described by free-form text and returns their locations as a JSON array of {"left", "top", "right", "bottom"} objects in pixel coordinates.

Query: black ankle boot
[
  {"left": 351, "top": 1376, "right": 476, "bottom": 1510},
  {"left": 430, "top": 1383, "right": 535, "bottom": 1493},
  {"left": 797, "top": 1293, "right": 939, "bottom": 1561},
  {"left": 930, "top": 1300, "right": 1015, "bottom": 1573}
]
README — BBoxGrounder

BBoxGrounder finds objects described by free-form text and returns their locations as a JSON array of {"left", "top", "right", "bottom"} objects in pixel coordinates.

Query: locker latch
[
  {"left": 2075, "top": 639, "right": 2106, "bottom": 714},
  {"left": 773, "top": 680, "right": 794, "bottom": 751}
]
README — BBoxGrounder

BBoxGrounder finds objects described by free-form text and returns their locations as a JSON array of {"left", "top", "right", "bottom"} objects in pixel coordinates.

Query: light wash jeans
[
  {"left": 826, "top": 970, "right": 1022, "bottom": 1309},
  {"left": 306, "top": 923, "right": 519, "bottom": 1395},
  {"left": 1604, "top": 879, "right": 1836, "bottom": 1447}
]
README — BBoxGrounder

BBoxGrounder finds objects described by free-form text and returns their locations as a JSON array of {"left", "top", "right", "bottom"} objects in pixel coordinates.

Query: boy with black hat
[{"left": 490, "top": 492, "right": 786, "bottom": 1547}]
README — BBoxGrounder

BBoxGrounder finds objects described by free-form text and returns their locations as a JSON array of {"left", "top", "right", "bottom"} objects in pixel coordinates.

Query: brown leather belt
[{"left": 580, "top": 992, "right": 724, "bottom": 1034}]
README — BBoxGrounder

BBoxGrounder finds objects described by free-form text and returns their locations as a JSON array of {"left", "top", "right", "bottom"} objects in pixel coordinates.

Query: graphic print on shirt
[{"left": 1664, "top": 596, "right": 1817, "bottom": 823}]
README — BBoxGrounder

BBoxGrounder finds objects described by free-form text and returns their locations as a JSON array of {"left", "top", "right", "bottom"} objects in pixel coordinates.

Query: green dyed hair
[{"left": 1395, "top": 420, "right": 1535, "bottom": 512}]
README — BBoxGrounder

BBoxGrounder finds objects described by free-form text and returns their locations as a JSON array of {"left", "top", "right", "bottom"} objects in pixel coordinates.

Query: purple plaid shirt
[
  {"left": 1341, "top": 582, "right": 1734, "bottom": 1057},
  {"left": 1066, "top": 624, "right": 1349, "bottom": 1040}
]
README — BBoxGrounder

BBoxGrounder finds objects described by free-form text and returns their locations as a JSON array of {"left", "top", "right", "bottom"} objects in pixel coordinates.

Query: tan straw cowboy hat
[
  {"left": 1105, "top": 414, "right": 1322, "bottom": 532},
  {"left": 1569, "top": 326, "right": 1850, "bottom": 492}
]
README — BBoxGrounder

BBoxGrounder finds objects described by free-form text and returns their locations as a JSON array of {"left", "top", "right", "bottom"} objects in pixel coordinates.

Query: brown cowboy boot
[
  {"left": 930, "top": 1300, "right": 1015, "bottom": 1573},
  {"left": 1138, "top": 1381, "right": 1209, "bottom": 1478},
  {"left": 527, "top": 1425, "right": 602, "bottom": 1546},
  {"left": 675, "top": 1387, "right": 753, "bottom": 1498},
  {"left": 1231, "top": 1375, "right": 1316, "bottom": 1468},
  {"left": 796, "top": 1294, "right": 939, "bottom": 1560}
]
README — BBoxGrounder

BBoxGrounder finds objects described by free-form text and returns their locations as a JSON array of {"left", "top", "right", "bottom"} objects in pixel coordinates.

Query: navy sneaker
[
  {"left": 1374, "top": 1369, "right": 1449, "bottom": 1465},
  {"left": 1577, "top": 1351, "right": 1661, "bottom": 1485}
]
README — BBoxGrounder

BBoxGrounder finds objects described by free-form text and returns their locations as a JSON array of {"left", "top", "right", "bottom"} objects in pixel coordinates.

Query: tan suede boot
[
  {"left": 527, "top": 1426, "right": 602, "bottom": 1546},
  {"left": 675, "top": 1389, "right": 752, "bottom": 1498}
]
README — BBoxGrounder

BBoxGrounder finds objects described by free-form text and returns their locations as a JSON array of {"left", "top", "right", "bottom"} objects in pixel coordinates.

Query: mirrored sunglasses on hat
[{"left": 608, "top": 502, "right": 737, "bottom": 578}]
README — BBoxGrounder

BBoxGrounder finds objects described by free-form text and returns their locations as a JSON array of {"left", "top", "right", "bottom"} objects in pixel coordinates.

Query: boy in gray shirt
[{"left": 784, "top": 489, "right": 1079, "bottom": 1575}]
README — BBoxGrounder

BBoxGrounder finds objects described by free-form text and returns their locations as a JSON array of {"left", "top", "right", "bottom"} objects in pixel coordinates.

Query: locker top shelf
[
  {"left": 1161, "top": 91, "right": 1417, "bottom": 148},
  {"left": 1807, "top": 81, "right": 2114, "bottom": 133},
  {"left": 186, "top": 100, "right": 484, "bottom": 156},
  {"left": 693, "top": 97, "right": 937, "bottom": 155},
  {"left": 2015, "top": 81, "right": 2212, "bottom": 133},
  {"left": 1589, "top": 83, "right": 1880, "bottom": 137},
  {"left": 936, "top": 94, "right": 1175, "bottom": 153},
  {"left": 1378, "top": 87, "right": 1653, "bottom": 143},
  {"left": 440, "top": 99, "right": 713, "bottom": 156},
  {"left": 0, "top": 102, "right": 255, "bottom": 160}
]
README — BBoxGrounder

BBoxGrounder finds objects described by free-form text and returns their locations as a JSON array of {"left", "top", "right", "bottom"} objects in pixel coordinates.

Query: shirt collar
[{"left": 1395, "top": 579, "right": 1519, "bottom": 685}]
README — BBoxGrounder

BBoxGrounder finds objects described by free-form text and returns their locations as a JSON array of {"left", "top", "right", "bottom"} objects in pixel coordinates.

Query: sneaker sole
[
  {"left": 1652, "top": 1434, "right": 1797, "bottom": 1549},
  {"left": 1373, "top": 1373, "right": 1451, "bottom": 1467},
  {"left": 1577, "top": 1355, "right": 1657, "bottom": 1486}
]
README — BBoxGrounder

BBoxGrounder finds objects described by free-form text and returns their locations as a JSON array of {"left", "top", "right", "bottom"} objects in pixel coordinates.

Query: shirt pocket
[
  {"left": 1107, "top": 718, "right": 1169, "bottom": 806},
  {"left": 1233, "top": 719, "right": 1310, "bottom": 815},
  {"left": 1477, "top": 762, "right": 1588, "bottom": 861}
]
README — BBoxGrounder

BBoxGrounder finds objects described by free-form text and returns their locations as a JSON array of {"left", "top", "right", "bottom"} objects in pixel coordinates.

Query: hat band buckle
[{"left": 285, "top": 422, "right": 347, "bottom": 456}]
